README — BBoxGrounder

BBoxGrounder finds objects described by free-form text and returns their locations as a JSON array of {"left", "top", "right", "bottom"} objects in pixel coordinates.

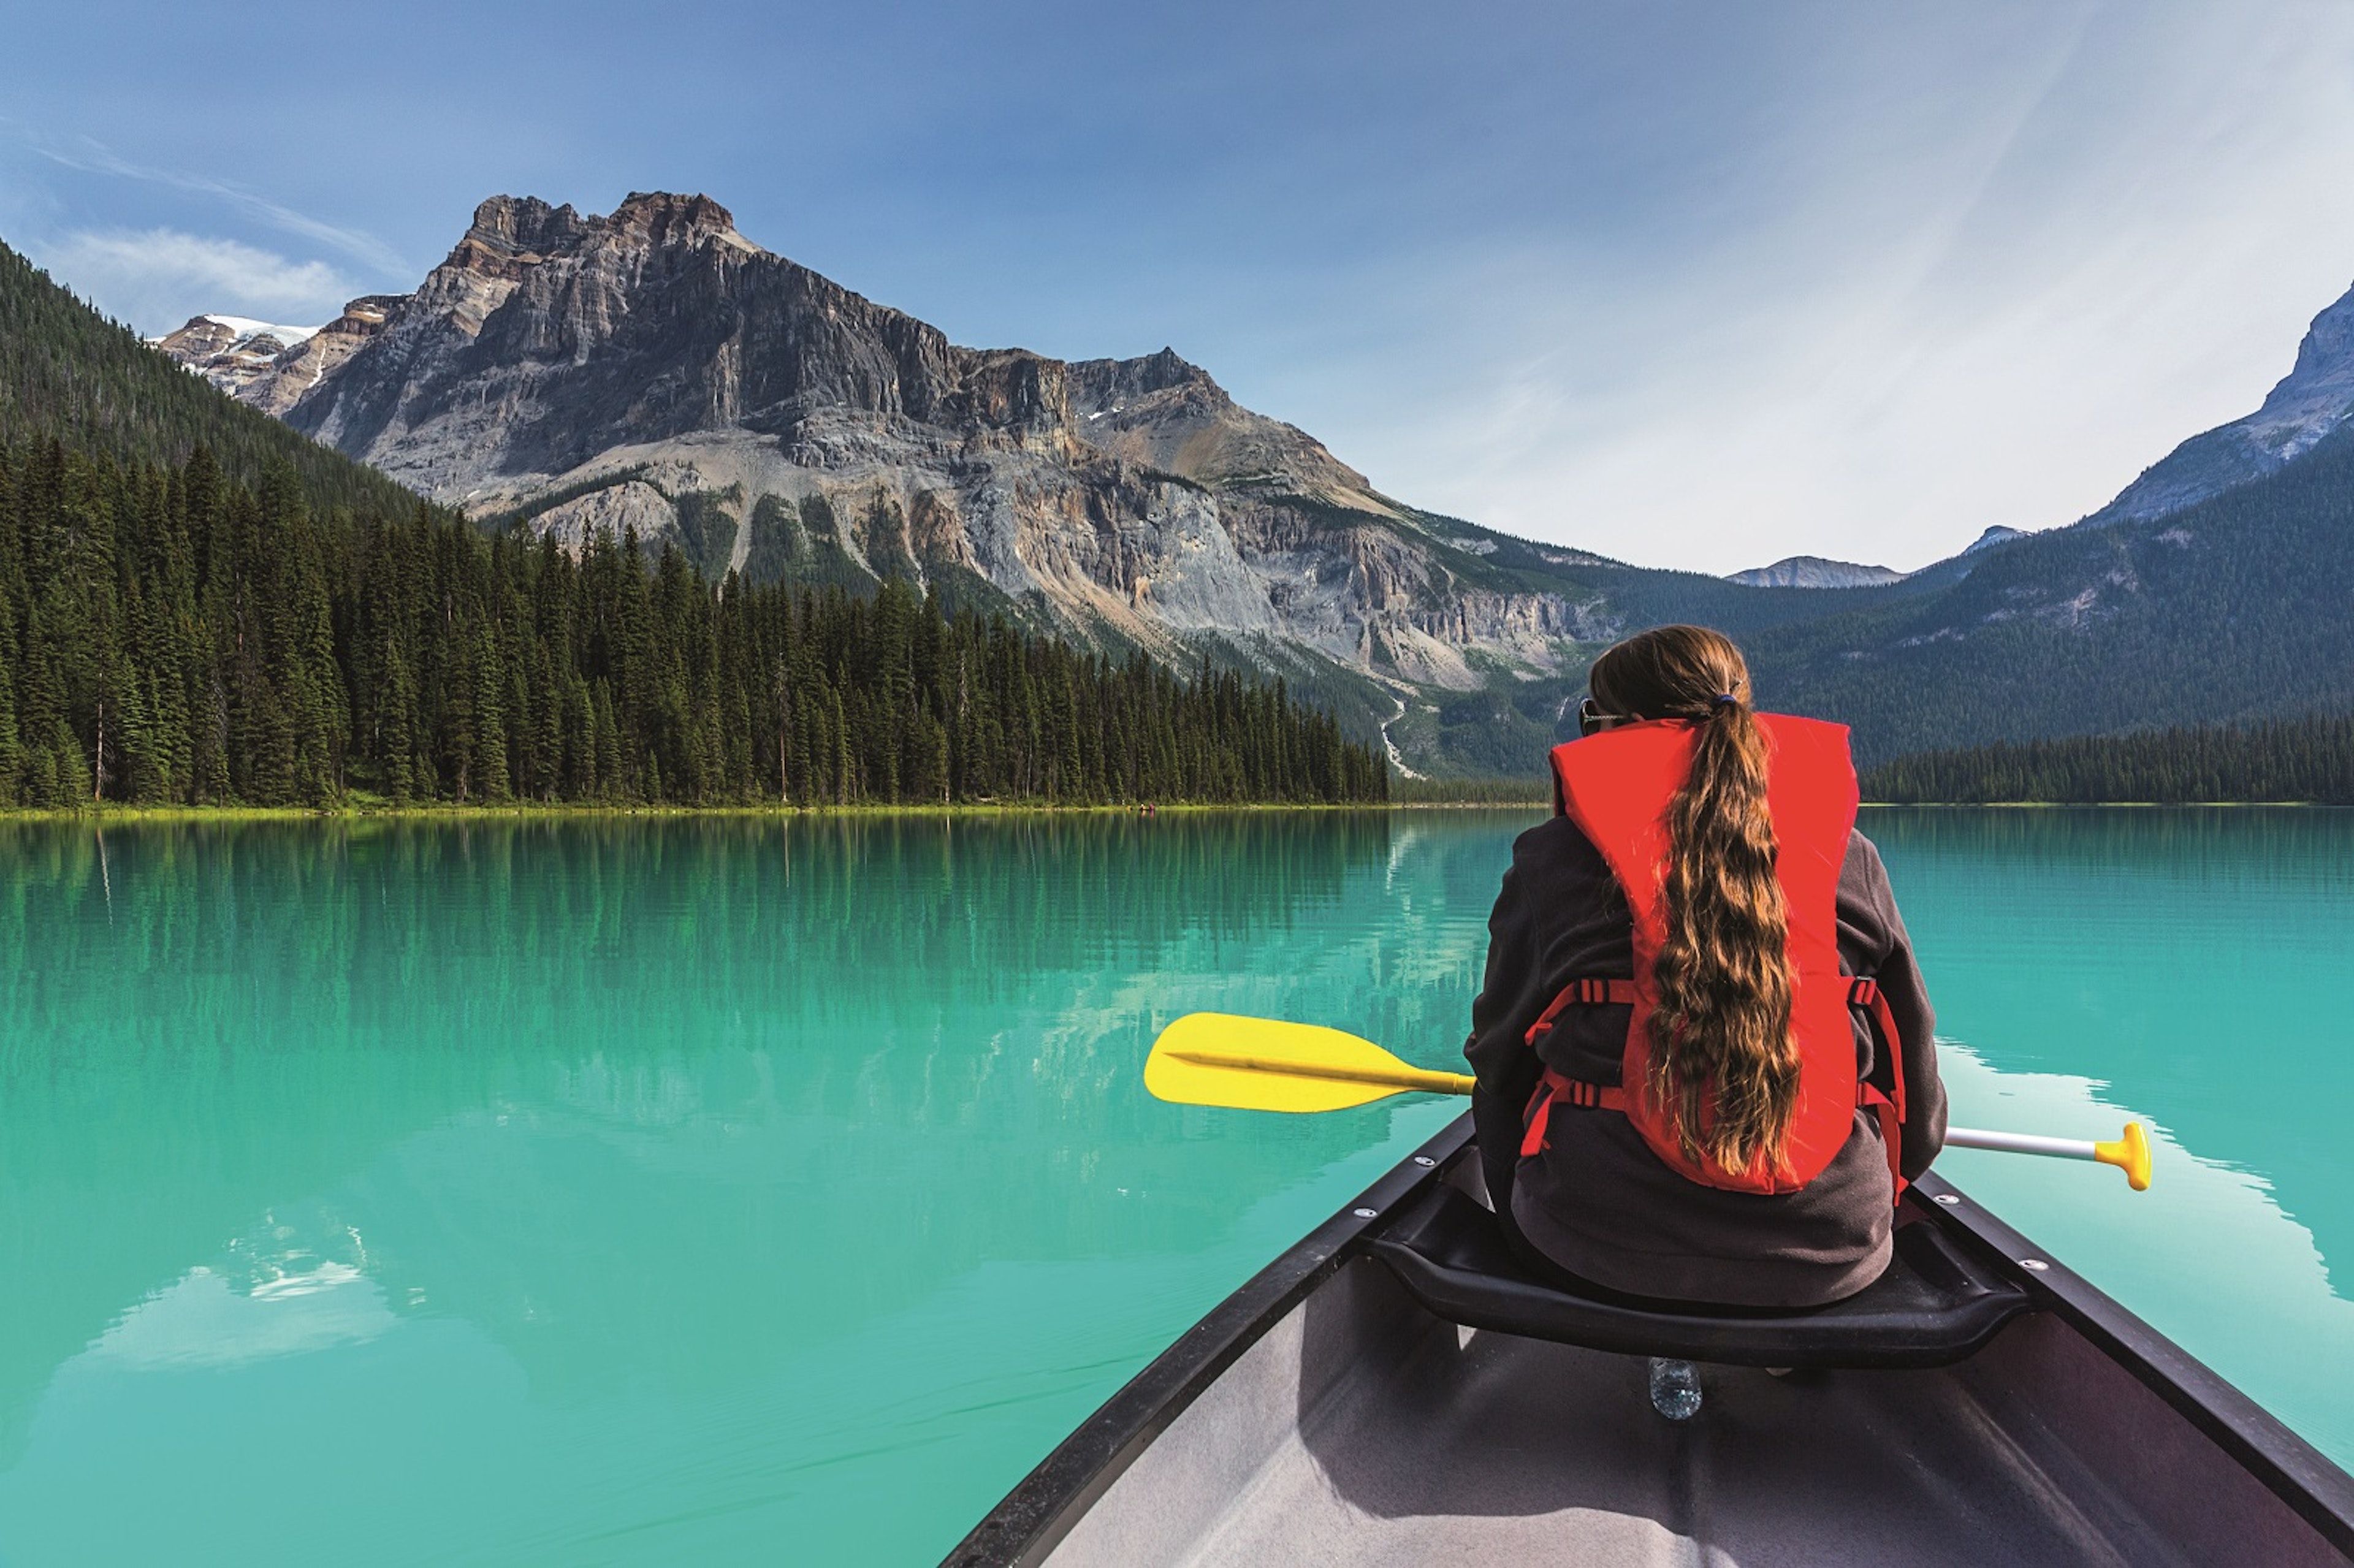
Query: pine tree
[{"left": 0, "top": 438, "right": 1390, "bottom": 810}]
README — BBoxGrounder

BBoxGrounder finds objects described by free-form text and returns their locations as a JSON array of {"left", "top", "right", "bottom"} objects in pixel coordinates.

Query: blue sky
[{"left": 7, "top": 1, "right": 2354, "bottom": 572}]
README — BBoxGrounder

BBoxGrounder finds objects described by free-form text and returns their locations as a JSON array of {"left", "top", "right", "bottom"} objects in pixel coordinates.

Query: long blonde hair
[{"left": 1588, "top": 625, "right": 1796, "bottom": 1171}]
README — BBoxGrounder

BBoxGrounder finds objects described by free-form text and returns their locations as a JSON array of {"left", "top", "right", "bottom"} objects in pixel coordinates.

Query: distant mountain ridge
[
  {"left": 1726, "top": 555, "right": 1905, "bottom": 588},
  {"left": 2084, "top": 279, "right": 2354, "bottom": 527},
  {"left": 148, "top": 192, "right": 1843, "bottom": 771},
  {"left": 1749, "top": 421, "right": 2354, "bottom": 762},
  {"left": 1963, "top": 525, "right": 2027, "bottom": 554},
  {"left": 139, "top": 194, "right": 2354, "bottom": 772},
  {"left": 147, "top": 314, "right": 319, "bottom": 403},
  {"left": 0, "top": 237, "right": 1388, "bottom": 816}
]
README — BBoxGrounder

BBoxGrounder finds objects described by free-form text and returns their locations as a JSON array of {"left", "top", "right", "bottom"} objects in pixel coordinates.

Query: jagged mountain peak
[
  {"left": 2085, "top": 277, "right": 2354, "bottom": 527},
  {"left": 145, "top": 189, "right": 1660, "bottom": 761},
  {"left": 459, "top": 191, "right": 748, "bottom": 259},
  {"left": 179, "top": 312, "right": 320, "bottom": 346},
  {"left": 609, "top": 190, "right": 747, "bottom": 247},
  {"left": 150, "top": 311, "right": 359, "bottom": 413},
  {"left": 464, "top": 194, "right": 586, "bottom": 253},
  {"left": 1068, "top": 346, "right": 1212, "bottom": 403},
  {"left": 261, "top": 191, "right": 1388, "bottom": 521},
  {"left": 424, "top": 191, "right": 765, "bottom": 334},
  {"left": 1065, "top": 346, "right": 1378, "bottom": 504}
]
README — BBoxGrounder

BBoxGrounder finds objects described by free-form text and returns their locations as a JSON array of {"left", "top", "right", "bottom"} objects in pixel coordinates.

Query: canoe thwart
[{"left": 1368, "top": 1184, "right": 2034, "bottom": 1369}]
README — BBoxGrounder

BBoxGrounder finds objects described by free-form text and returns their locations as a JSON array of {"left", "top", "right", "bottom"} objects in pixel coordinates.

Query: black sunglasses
[{"left": 1578, "top": 696, "right": 1636, "bottom": 738}]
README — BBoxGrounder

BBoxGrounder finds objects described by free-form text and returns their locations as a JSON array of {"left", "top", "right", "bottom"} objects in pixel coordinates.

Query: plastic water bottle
[{"left": 1648, "top": 1357, "right": 1702, "bottom": 1421}]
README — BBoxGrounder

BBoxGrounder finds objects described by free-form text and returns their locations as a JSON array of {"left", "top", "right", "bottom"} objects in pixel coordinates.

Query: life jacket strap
[
  {"left": 1522, "top": 974, "right": 1913, "bottom": 1201},
  {"left": 1848, "top": 976, "right": 1910, "bottom": 1198},
  {"left": 1519, "top": 1067, "right": 1628, "bottom": 1158},
  {"left": 1522, "top": 977, "right": 1636, "bottom": 1046}
]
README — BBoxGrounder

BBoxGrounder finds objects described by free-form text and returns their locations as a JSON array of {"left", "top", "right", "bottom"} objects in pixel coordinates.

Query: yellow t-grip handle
[{"left": 2095, "top": 1122, "right": 2153, "bottom": 1192}]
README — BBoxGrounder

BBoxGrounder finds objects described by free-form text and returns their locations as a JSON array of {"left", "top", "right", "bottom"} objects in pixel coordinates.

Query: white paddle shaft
[{"left": 1946, "top": 1127, "right": 2098, "bottom": 1162}]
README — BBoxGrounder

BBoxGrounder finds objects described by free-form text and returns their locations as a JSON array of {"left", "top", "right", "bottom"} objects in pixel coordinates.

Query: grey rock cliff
[
  {"left": 156, "top": 190, "right": 2354, "bottom": 775},
  {"left": 238, "top": 192, "right": 1612, "bottom": 737}
]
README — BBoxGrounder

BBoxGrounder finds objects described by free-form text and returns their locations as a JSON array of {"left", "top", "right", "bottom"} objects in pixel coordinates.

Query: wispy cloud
[
  {"left": 1285, "top": 1, "right": 2354, "bottom": 572},
  {"left": 36, "top": 229, "right": 354, "bottom": 332},
  {"left": 26, "top": 131, "right": 407, "bottom": 275},
  {"left": 6, "top": 4, "right": 2352, "bottom": 571}
]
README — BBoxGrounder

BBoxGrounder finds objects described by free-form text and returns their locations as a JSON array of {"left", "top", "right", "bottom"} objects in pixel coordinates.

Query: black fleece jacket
[{"left": 1464, "top": 815, "right": 1946, "bottom": 1308}]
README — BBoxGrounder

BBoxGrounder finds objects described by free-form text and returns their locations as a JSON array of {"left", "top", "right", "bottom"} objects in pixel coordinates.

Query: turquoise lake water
[{"left": 0, "top": 809, "right": 2347, "bottom": 1563}]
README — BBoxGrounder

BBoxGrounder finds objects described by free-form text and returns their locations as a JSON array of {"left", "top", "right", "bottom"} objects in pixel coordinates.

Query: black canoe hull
[{"left": 947, "top": 1115, "right": 2354, "bottom": 1567}]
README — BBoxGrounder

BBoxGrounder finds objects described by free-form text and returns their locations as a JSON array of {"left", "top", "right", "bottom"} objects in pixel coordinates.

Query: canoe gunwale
[
  {"left": 943, "top": 1114, "right": 2354, "bottom": 1566},
  {"left": 940, "top": 1116, "right": 1475, "bottom": 1568},
  {"left": 1914, "top": 1170, "right": 2354, "bottom": 1556}
]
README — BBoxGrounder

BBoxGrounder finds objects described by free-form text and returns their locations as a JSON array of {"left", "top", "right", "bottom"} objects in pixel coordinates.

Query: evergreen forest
[
  {"left": 1862, "top": 715, "right": 2354, "bottom": 804},
  {"left": 1748, "top": 422, "right": 2354, "bottom": 767},
  {"left": 0, "top": 241, "right": 420, "bottom": 516},
  {"left": 0, "top": 240, "right": 1384, "bottom": 810},
  {"left": 0, "top": 441, "right": 1386, "bottom": 808},
  {"left": 16, "top": 216, "right": 2352, "bottom": 804}
]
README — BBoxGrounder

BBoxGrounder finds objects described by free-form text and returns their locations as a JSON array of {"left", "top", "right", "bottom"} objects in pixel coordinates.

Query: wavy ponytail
[{"left": 1586, "top": 626, "right": 1798, "bottom": 1172}]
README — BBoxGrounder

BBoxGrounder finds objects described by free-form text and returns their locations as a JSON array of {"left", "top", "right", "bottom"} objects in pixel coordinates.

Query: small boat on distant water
[{"left": 946, "top": 1115, "right": 2354, "bottom": 1567}]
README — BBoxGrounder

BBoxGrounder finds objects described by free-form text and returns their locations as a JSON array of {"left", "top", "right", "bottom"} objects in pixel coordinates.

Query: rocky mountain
[
  {"left": 1733, "top": 283, "right": 2354, "bottom": 763},
  {"left": 153, "top": 299, "right": 405, "bottom": 416},
  {"left": 153, "top": 191, "right": 2354, "bottom": 775},
  {"left": 179, "top": 191, "right": 1804, "bottom": 770},
  {"left": 1726, "top": 555, "right": 1904, "bottom": 588},
  {"left": 1748, "top": 421, "right": 2354, "bottom": 764},
  {"left": 150, "top": 314, "right": 318, "bottom": 401},
  {"left": 2084, "top": 279, "right": 2354, "bottom": 527}
]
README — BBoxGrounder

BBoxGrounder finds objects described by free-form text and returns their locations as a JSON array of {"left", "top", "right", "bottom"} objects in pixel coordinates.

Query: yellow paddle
[
  {"left": 1144, "top": 1012, "right": 1479, "bottom": 1113},
  {"left": 1145, "top": 1011, "right": 2154, "bottom": 1191}
]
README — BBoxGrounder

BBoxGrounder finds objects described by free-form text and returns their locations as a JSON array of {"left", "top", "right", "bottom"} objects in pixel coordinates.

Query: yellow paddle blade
[{"left": 1143, "top": 1013, "right": 1477, "bottom": 1114}]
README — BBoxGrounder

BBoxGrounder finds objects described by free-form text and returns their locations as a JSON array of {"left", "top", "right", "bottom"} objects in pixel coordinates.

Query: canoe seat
[{"left": 1368, "top": 1184, "right": 2033, "bottom": 1369}]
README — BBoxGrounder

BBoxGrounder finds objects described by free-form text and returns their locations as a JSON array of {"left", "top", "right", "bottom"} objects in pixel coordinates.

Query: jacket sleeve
[
  {"left": 1464, "top": 839, "right": 1551, "bottom": 1214},
  {"left": 1842, "top": 833, "right": 1947, "bottom": 1180}
]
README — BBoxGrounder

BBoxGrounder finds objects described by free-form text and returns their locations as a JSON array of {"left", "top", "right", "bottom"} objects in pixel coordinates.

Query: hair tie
[{"left": 1712, "top": 693, "right": 1739, "bottom": 707}]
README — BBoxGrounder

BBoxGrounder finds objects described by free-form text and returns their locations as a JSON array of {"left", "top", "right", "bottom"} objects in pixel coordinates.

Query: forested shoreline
[
  {"left": 1861, "top": 715, "right": 2354, "bottom": 804},
  {"left": 0, "top": 440, "right": 1387, "bottom": 809}
]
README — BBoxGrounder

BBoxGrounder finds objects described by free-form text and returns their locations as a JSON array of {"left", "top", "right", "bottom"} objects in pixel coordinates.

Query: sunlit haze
[{"left": 7, "top": 1, "right": 2353, "bottom": 572}]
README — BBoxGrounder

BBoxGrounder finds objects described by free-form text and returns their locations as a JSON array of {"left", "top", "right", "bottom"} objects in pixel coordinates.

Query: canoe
[{"left": 947, "top": 1114, "right": 2354, "bottom": 1567}]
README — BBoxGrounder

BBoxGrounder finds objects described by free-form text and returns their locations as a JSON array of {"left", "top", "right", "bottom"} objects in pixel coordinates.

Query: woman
[{"left": 1465, "top": 625, "right": 1945, "bottom": 1309}]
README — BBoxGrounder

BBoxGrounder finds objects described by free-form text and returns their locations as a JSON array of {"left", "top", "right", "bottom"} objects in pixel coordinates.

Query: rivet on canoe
[
  {"left": 1412, "top": 1156, "right": 1438, "bottom": 1167},
  {"left": 1932, "top": 1193, "right": 1961, "bottom": 1206},
  {"left": 1353, "top": 1208, "right": 1379, "bottom": 1219},
  {"left": 2019, "top": 1259, "right": 2051, "bottom": 1272}
]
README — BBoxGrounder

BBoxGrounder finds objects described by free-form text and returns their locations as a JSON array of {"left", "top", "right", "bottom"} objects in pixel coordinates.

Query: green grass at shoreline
[
  {"left": 0, "top": 799, "right": 1552, "bottom": 824},
  {"left": 10, "top": 798, "right": 2343, "bottom": 824},
  {"left": 1861, "top": 799, "right": 2346, "bottom": 809}
]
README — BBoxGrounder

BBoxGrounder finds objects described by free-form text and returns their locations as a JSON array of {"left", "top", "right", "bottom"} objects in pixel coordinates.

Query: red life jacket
[{"left": 1518, "top": 713, "right": 1908, "bottom": 1198}]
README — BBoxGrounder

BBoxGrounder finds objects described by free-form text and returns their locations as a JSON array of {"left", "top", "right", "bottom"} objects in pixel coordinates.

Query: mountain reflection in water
[{"left": 0, "top": 808, "right": 2345, "bottom": 1563}]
